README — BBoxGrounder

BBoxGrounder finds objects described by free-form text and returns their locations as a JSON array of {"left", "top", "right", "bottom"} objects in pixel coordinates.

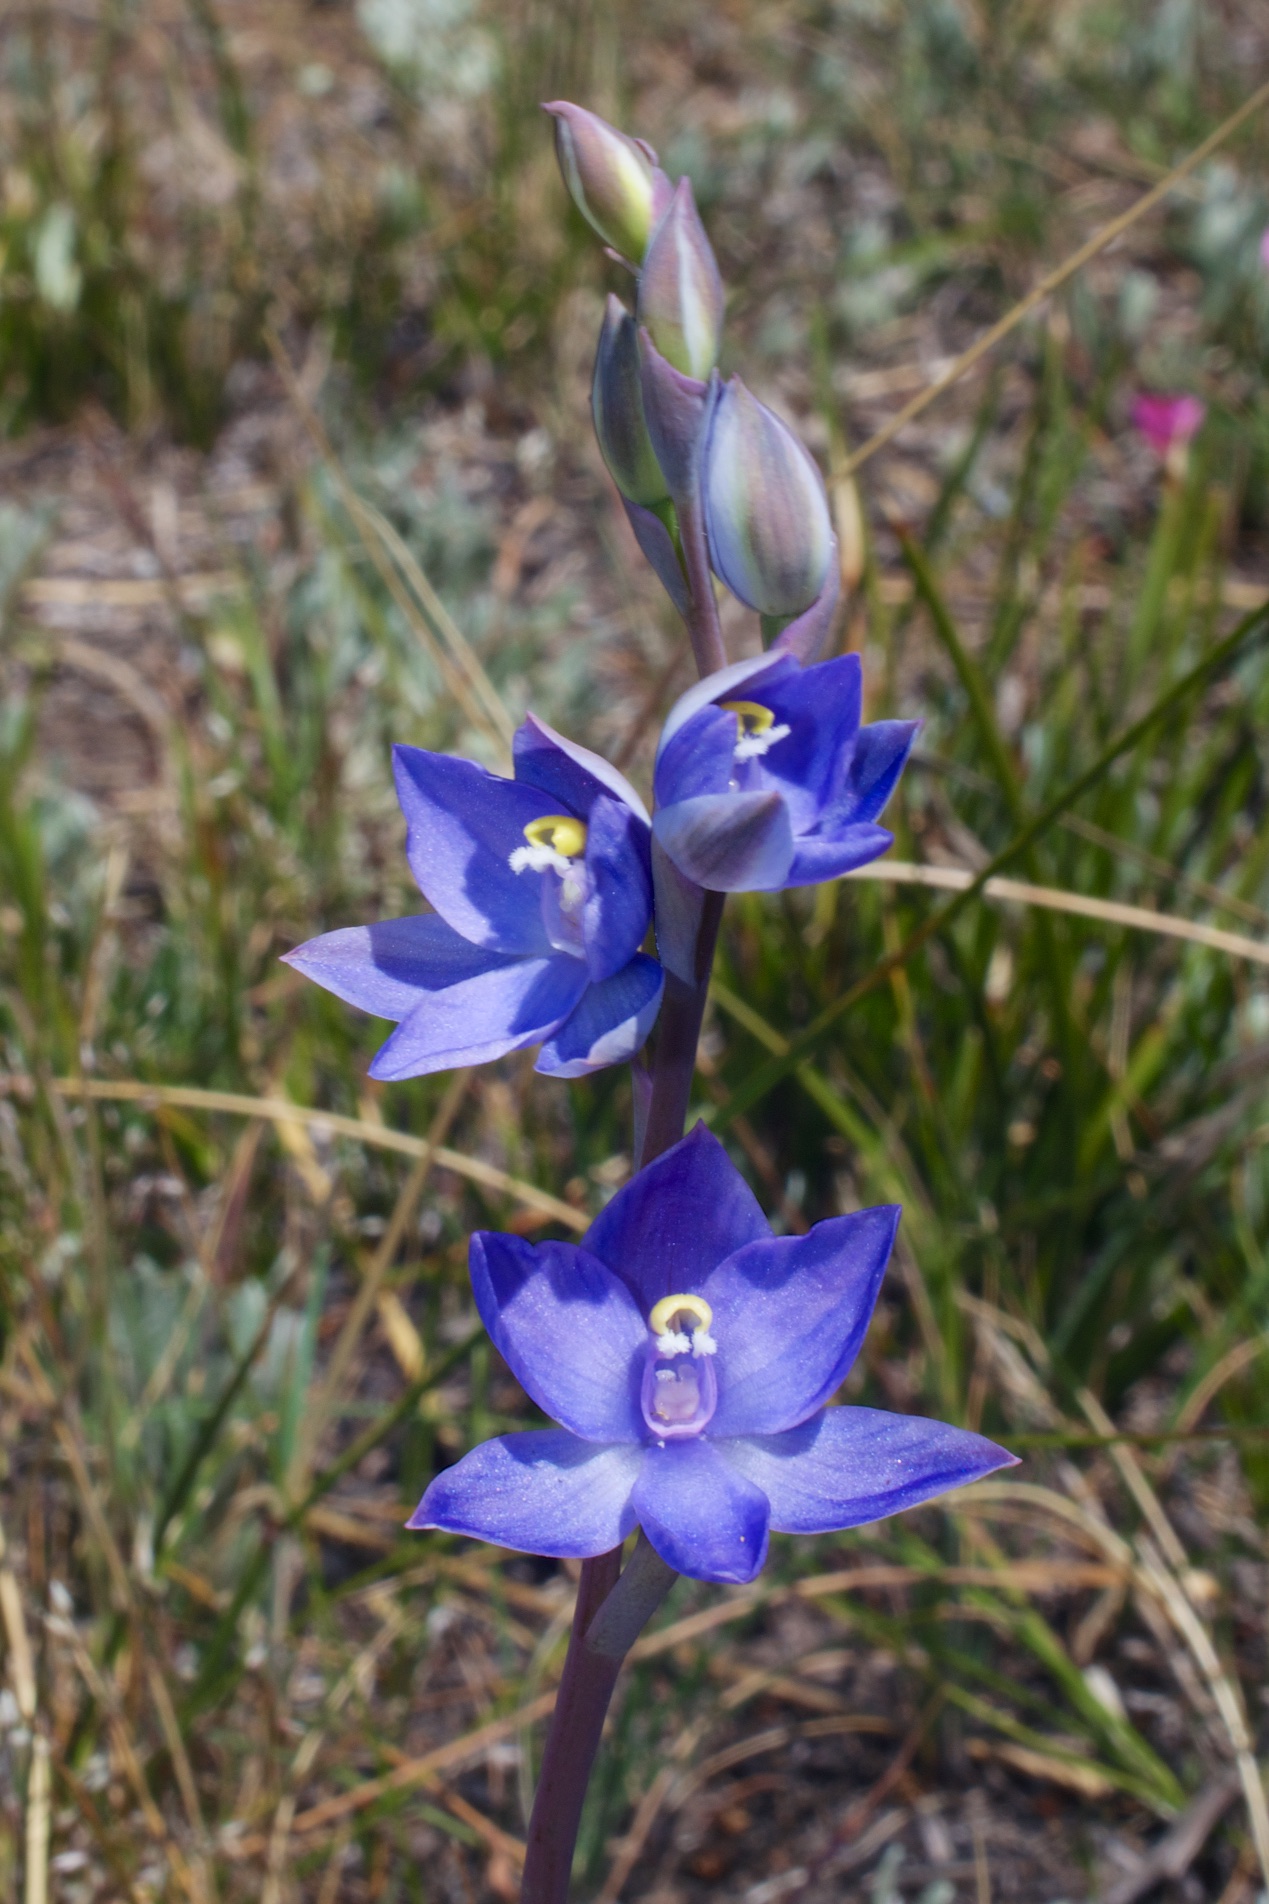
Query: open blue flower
[
  {"left": 284, "top": 716, "right": 663, "bottom": 1080},
  {"left": 652, "top": 650, "right": 916, "bottom": 894},
  {"left": 411, "top": 1127, "right": 1014, "bottom": 1585}
]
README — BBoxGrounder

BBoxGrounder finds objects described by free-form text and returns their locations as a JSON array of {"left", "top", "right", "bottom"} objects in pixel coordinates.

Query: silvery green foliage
[
  {"left": 33, "top": 203, "right": 82, "bottom": 313},
  {"left": 356, "top": 0, "right": 495, "bottom": 102}
]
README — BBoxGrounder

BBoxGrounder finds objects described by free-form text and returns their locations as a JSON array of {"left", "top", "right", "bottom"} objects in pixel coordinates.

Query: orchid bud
[
  {"left": 543, "top": 101, "right": 659, "bottom": 263},
  {"left": 592, "top": 297, "right": 668, "bottom": 506},
  {"left": 702, "top": 377, "right": 833, "bottom": 617},
  {"left": 637, "top": 178, "right": 724, "bottom": 382}
]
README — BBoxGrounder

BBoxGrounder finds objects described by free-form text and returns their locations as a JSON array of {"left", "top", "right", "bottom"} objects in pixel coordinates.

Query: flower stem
[
  {"left": 520, "top": 1546, "right": 623, "bottom": 1904},
  {"left": 640, "top": 889, "right": 725, "bottom": 1167},
  {"left": 677, "top": 492, "right": 727, "bottom": 679}
]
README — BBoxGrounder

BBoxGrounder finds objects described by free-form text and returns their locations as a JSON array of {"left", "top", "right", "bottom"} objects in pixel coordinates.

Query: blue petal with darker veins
[
  {"left": 409, "top": 1430, "right": 641, "bottom": 1557},
  {"left": 703, "top": 1207, "right": 900, "bottom": 1437},
  {"left": 720, "top": 1407, "right": 1017, "bottom": 1533},
  {"left": 281, "top": 915, "right": 514, "bottom": 1021},
  {"left": 583, "top": 1125, "right": 771, "bottom": 1310},
  {"left": 631, "top": 1439, "right": 770, "bottom": 1583},
  {"left": 654, "top": 704, "right": 739, "bottom": 808},
  {"left": 750, "top": 653, "right": 863, "bottom": 828},
  {"left": 830, "top": 719, "right": 919, "bottom": 824},
  {"left": 468, "top": 1233, "right": 646, "bottom": 1441},
  {"left": 513, "top": 713, "right": 650, "bottom": 824},
  {"left": 784, "top": 826, "right": 895, "bottom": 889},
  {"left": 652, "top": 792, "right": 794, "bottom": 892},
  {"left": 368, "top": 953, "right": 587, "bottom": 1080},
  {"left": 536, "top": 954, "right": 664, "bottom": 1079},
  {"left": 582, "top": 795, "right": 654, "bottom": 982},
  {"left": 393, "top": 746, "right": 559, "bottom": 956}
]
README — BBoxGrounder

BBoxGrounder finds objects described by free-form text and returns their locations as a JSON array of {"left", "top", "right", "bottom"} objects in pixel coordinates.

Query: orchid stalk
[{"left": 285, "top": 98, "right": 1016, "bottom": 1904}]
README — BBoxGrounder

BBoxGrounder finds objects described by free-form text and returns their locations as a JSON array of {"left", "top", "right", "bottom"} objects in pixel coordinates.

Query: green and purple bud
[
  {"left": 702, "top": 377, "right": 833, "bottom": 618},
  {"left": 544, "top": 102, "right": 663, "bottom": 264},
  {"left": 592, "top": 297, "right": 668, "bottom": 507},
  {"left": 637, "top": 178, "right": 724, "bottom": 382}
]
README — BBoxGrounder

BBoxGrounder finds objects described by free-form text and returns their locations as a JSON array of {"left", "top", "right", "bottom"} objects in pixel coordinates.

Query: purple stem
[
  {"left": 639, "top": 889, "right": 725, "bottom": 1169},
  {"left": 676, "top": 490, "right": 727, "bottom": 679},
  {"left": 520, "top": 1545, "right": 623, "bottom": 1904}
]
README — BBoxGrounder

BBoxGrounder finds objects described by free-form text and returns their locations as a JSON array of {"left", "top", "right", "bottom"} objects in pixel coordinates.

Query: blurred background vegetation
[{"left": 2, "top": 1, "right": 1269, "bottom": 1900}]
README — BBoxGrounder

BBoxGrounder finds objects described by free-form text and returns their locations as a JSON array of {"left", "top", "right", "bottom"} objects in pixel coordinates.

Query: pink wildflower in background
[
  {"left": 1260, "top": 226, "right": 1269, "bottom": 270},
  {"left": 1130, "top": 393, "right": 1206, "bottom": 460}
]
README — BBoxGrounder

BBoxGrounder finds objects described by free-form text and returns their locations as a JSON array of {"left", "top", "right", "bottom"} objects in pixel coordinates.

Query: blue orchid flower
[
  {"left": 284, "top": 716, "right": 664, "bottom": 1080},
  {"left": 651, "top": 650, "right": 916, "bottom": 897},
  {"left": 411, "top": 1127, "right": 1014, "bottom": 1585}
]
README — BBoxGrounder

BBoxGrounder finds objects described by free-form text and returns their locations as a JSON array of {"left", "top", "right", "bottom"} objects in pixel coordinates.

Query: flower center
[
  {"left": 640, "top": 1293, "right": 718, "bottom": 1440},
  {"left": 509, "top": 813, "right": 589, "bottom": 877},
  {"left": 718, "top": 699, "right": 791, "bottom": 762}
]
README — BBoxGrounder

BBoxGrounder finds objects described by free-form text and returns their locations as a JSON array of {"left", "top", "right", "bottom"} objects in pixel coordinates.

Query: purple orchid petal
[
  {"left": 653, "top": 791, "right": 795, "bottom": 892},
  {"left": 721, "top": 1407, "right": 1017, "bottom": 1532},
  {"left": 409, "top": 1430, "right": 641, "bottom": 1557},
  {"left": 834, "top": 719, "right": 918, "bottom": 824},
  {"left": 632, "top": 1439, "right": 769, "bottom": 1584},
  {"left": 655, "top": 704, "right": 740, "bottom": 808},
  {"left": 469, "top": 1233, "right": 646, "bottom": 1441},
  {"left": 513, "top": 713, "right": 650, "bottom": 826},
  {"left": 651, "top": 653, "right": 914, "bottom": 902},
  {"left": 750, "top": 652, "right": 863, "bottom": 826},
  {"left": 367, "top": 953, "right": 587, "bottom": 1080},
  {"left": 621, "top": 498, "right": 690, "bottom": 616},
  {"left": 703, "top": 1207, "right": 900, "bottom": 1436},
  {"left": 657, "top": 651, "right": 796, "bottom": 761},
  {"left": 393, "top": 746, "right": 561, "bottom": 956},
  {"left": 784, "top": 826, "right": 895, "bottom": 887},
  {"left": 282, "top": 915, "right": 514, "bottom": 1021},
  {"left": 582, "top": 794, "right": 653, "bottom": 982},
  {"left": 584, "top": 1125, "right": 771, "bottom": 1310},
  {"left": 650, "top": 835, "right": 707, "bottom": 986},
  {"left": 535, "top": 954, "right": 664, "bottom": 1078}
]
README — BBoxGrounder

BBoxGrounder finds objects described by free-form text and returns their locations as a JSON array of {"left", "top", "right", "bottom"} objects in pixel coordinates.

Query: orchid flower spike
[
  {"left": 284, "top": 717, "right": 663, "bottom": 1079},
  {"left": 652, "top": 650, "right": 915, "bottom": 904},
  {"left": 543, "top": 102, "right": 665, "bottom": 265},
  {"left": 412, "top": 1127, "right": 1015, "bottom": 1585}
]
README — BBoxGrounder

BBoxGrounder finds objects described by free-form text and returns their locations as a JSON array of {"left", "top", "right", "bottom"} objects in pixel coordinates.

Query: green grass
[{"left": 2, "top": 0, "right": 1269, "bottom": 1897}]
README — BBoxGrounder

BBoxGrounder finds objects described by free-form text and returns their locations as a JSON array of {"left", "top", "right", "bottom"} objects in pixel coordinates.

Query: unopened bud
[
  {"left": 702, "top": 377, "right": 832, "bottom": 617},
  {"left": 592, "top": 297, "right": 668, "bottom": 506},
  {"left": 637, "top": 178, "right": 724, "bottom": 383},
  {"left": 544, "top": 101, "right": 659, "bottom": 263}
]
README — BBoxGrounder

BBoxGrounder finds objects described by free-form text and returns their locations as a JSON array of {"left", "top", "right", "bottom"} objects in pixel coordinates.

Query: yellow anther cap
[
  {"left": 522, "top": 814, "right": 588, "bottom": 859},
  {"left": 719, "top": 700, "right": 777, "bottom": 739},
  {"left": 648, "top": 1293, "right": 714, "bottom": 1338}
]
